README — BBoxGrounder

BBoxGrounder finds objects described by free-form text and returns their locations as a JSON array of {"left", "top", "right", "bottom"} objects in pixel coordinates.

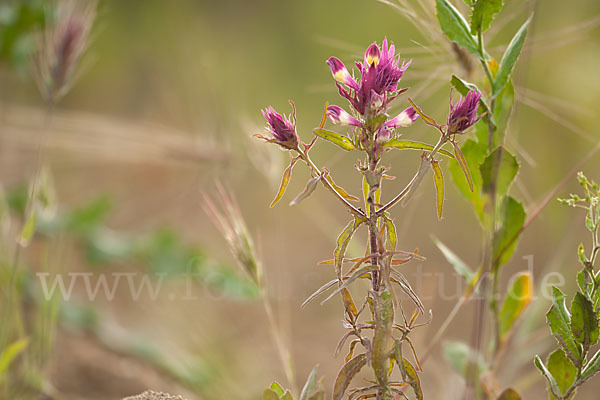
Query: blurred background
[{"left": 1, "top": 0, "right": 600, "bottom": 399}]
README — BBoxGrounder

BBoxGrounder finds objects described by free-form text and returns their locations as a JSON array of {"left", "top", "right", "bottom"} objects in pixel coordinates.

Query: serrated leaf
[
  {"left": 570, "top": 292, "right": 599, "bottom": 350},
  {"left": 547, "top": 349, "right": 577, "bottom": 397},
  {"left": 271, "top": 161, "right": 295, "bottom": 208},
  {"left": 436, "top": 0, "right": 481, "bottom": 57},
  {"left": 499, "top": 272, "right": 533, "bottom": 341},
  {"left": 534, "top": 355, "right": 562, "bottom": 400},
  {"left": 479, "top": 146, "right": 519, "bottom": 198},
  {"left": 290, "top": 175, "right": 321, "bottom": 206},
  {"left": 493, "top": 18, "right": 530, "bottom": 97},
  {"left": 332, "top": 353, "right": 367, "bottom": 400},
  {"left": 383, "top": 139, "right": 455, "bottom": 158},
  {"left": 300, "top": 365, "right": 325, "bottom": 400},
  {"left": 448, "top": 139, "right": 487, "bottom": 222},
  {"left": 497, "top": 388, "right": 521, "bottom": 400},
  {"left": 546, "top": 287, "right": 580, "bottom": 364},
  {"left": 372, "top": 290, "right": 394, "bottom": 385},
  {"left": 333, "top": 217, "right": 365, "bottom": 279},
  {"left": 432, "top": 236, "right": 474, "bottom": 283},
  {"left": 492, "top": 196, "right": 525, "bottom": 267},
  {"left": 471, "top": 0, "right": 503, "bottom": 35},
  {"left": 0, "top": 338, "right": 29, "bottom": 377},
  {"left": 313, "top": 128, "right": 355, "bottom": 151},
  {"left": 431, "top": 160, "right": 444, "bottom": 220}
]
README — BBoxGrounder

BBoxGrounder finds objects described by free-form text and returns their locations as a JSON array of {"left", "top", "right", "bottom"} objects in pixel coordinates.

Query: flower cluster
[
  {"left": 446, "top": 89, "right": 483, "bottom": 135},
  {"left": 257, "top": 103, "right": 300, "bottom": 150}
]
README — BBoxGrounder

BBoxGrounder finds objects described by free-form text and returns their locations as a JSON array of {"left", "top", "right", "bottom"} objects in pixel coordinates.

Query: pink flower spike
[
  {"left": 327, "top": 105, "right": 363, "bottom": 127},
  {"left": 326, "top": 57, "right": 358, "bottom": 90}
]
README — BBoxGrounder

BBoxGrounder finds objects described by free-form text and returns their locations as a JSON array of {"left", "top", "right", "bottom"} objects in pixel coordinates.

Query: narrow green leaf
[
  {"left": 546, "top": 287, "right": 581, "bottom": 364},
  {"left": 453, "top": 142, "right": 473, "bottom": 192},
  {"left": 432, "top": 236, "right": 474, "bottom": 283},
  {"left": 570, "top": 292, "right": 599, "bottom": 350},
  {"left": 492, "top": 196, "right": 525, "bottom": 267},
  {"left": 407, "top": 98, "right": 439, "bottom": 127},
  {"left": 325, "top": 174, "right": 359, "bottom": 202},
  {"left": 383, "top": 139, "right": 455, "bottom": 158},
  {"left": 0, "top": 338, "right": 29, "bottom": 377},
  {"left": 493, "top": 18, "right": 531, "bottom": 97},
  {"left": 581, "top": 348, "right": 600, "bottom": 382},
  {"left": 289, "top": 176, "right": 321, "bottom": 206},
  {"left": 471, "top": 0, "right": 503, "bottom": 35},
  {"left": 313, "top": 128, "right": 355, "bottom": 151},
  {"left": 402, "top": 358, "right": 423, "bottom": 400},
  {"left": 499, "top": 272, "right": 533, "bottom": 341},
  {"left": 547, "top": 349, "right": 577, "bottom": 397},
  {"left": 333, "top": 217, "right": 365, "bottom": 279},
  {"left": 332, "top": 353, "right": 367, "bottom": 400},
  {"left": 497, "top": 388, "right": 521, "bottom": 400},
  {"left": 534, "top": 355, "right": 562, "bottom": 400},
  {"left": 300, "top": 365, "right": 325, "bottom": 400},
  {"left": 271, "top": 162, "right": 295, "bottom": 208},
  {"left": 492, "top": 80, "right": 514, "bottom": 146},
  {"left": 270, "top": 382, "right": 285, "bottom": 396},
  {"left": 436, "top": 0, "right": 481, "bottom": 57},
  {"left": 383, "top": 215, "right": 397, "bottom": 251},
  {"left": 18, "top": 209, "right": 36, "bottom": 247},
  {"left": 479, "top": 146, "right": 519, "bottom": 198},
  {"left": 431, "top": 160, "right": 445, "bottom": 220}
]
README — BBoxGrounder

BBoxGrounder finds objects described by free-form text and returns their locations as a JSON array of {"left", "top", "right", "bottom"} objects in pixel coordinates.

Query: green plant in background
[
  {"left": 254, "top": 32, "right": 492, "bottom": 398},
  {"left": 534, "top": 173, "right": 600, "bottom": 399}
]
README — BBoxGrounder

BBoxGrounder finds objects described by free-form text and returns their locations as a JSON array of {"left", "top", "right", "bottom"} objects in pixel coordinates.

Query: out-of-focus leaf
[
  {"left": 383, "top": 139, "right": 454, "bottom": 158},
  {"left": 264, "top": 389, "right": 282, "bottom": 400},
  {"left": 270, "top": 382, "right": 285, "bottom": 396},
  {"left": 499, "top": 272, "right": 533, "bottom": 341},
  {"left": 289, "top": 175, "right": 321, "bottom": 206},
  {"left": 479, "top": 147, "right": 519, "bottom": 198},
  {"left": 18, "top": 209, "right": 36, "bottom": 247},
  {"left": 493, "top": 18, "right": 530, "bottom": 97},
  {"left": 332, "top": 353, "right": 367, "bottom": 400},
  {"left": 449, "top": 139, "right": 487, "bottom": 222},
  {"left": 570, "top": 292, "right": 599, "bottom": 350},
  {"left": 444, "top": 341, "right": 487, "bottom": 381},
  {"left": 547, "top": 287, "right": 580, "bottom": 363},
  {"left": 492, "top": 196, "right": 525, "bottom": 267},
  {"left": 435, "top": 0, "right": 481, "bottom": 57},
  {"left": 313, "top": 128, "right": 355, "bottom": 151},
  {"left": 333, "top": 217, "right": 366, "bottom": 279},
  {"left": 299, "top": 365, "right": 325, "bottom": 400},
  {"left": 453, "top": 142, "right": 473, "bottom": 192},
  {"left": 547, "top": 349, "right": 577, "bottom": 397},
  {"left": 497, "top": 388, "right": 521, "bottom": 400},
  {"left": 492, "top": 80, "right": 514, "bottom": 146},
  {"left": 471, "top": 0, "right": 503, "bottom": 34},
  {"left": 535, "top": 355, "right": 562, "bottom": 400},
  {"left": 372, "top": 290, "right": 394, "bottom": 385},
  {"left": 432, "top": 236, "right": 474, "bottom": 283},
  {"left": 431, "top": 160, "right": 444, "bottom": 219},
  {"left": 270, "top": 161, "right": 295, "bottom": 208},
  {"left": 0, "top": 338, "right": 29, "bottom": 377}
]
